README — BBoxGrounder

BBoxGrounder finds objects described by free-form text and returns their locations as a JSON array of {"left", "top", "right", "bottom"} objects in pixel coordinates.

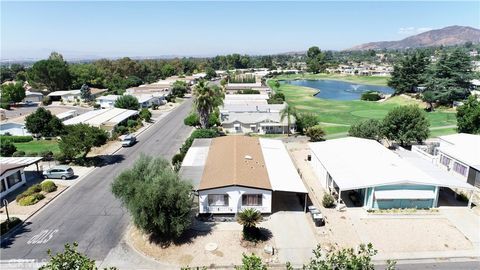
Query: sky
[{"left": 1, "top": 1, "right": 479, "bottom": 60}]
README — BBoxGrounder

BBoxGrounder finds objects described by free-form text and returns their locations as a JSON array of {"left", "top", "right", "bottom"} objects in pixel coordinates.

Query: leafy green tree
[
  {"left": 171, "top": 80, "right": 188, "bottom": 98},
  {"left": 295, "top": 113, "right": 319, "bottom": 134},
  {"left": 205, "top": 67, "right": 216, "bottom": 80},
  {"left": 456, "top": 96, "right": 480, "bottom": 134},
  {"left": 193, "top": 80, "right": 224, "bottom": 128},
  {"left": 114, "top": 95, "right": 140, "bottom": 110},
  {"left": 69, "top": 64, "right": 104, "bottom": 89},
  {"left": 39, "top": 242, "right": 95, "bottom": 270},
  {"left": 382, "top": 105, "right": 430, "bottom": 147},
  {"left": 305, "top": 125, "right": 326, "bottom": 142},
  {"left": 28, "top": 52, "right": 71, "bottom": 92},
  {"left": 59, "top": 124, "right": 108, "bottom": 160},
  {"left": 139, "top": 108, "right": 152, "bottom": 122},
  {"left": 25, "top": 108, "right": 64, "bottom": 137},
  {"left": 306, "top": 46, "right": 327, "bottom": 74},
  {"left": 0, "top": 140, "right": 17, "bottom": 157},
  {"left": 280, "top": 105, "right": 296, "bottom": 135},
  {"left": 348, "top": 119, "right": 383, "bottom": 141},
  {"left": 235, "top": 253, "right": 267, "bottom": 270},
  {"left": 0, "top": 81, "right": 25, "bottom": 104},
  {"left": 388, "top": 52, "right": 429, "bottom": 94},
  {"left": 80, "top": 84, "right": 92, "bottom": 101},
  {"left": 111, "top": 155, "right": 193, "bottom": 240},
  {"left": 273, "top": 80, "right": 280, "bottom": 90},
  {"left": 161, "top": 64, "right": 176, "bottom": 79}
]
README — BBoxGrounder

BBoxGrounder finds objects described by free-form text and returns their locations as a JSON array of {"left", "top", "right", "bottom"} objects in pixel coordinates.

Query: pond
[{"left": 283, "top": 79, "right": 394, "bottom": 101}]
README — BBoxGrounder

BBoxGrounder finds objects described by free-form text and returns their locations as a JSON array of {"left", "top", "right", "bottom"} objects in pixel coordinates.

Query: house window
[
  {"left": 6, "top": 171, "right": 22, "bottom": 189},
  {"left": 242, "top": 194, "right": 263, "bottom": 206},
  {"left": 453, "top": 162, "right": 468, "bottom": 176},
  {"left": 208, "top": 194, "right": 229, "bottom": 206},
  {"left": 440, "top": 155, "right": 451, "bottom": 167}
]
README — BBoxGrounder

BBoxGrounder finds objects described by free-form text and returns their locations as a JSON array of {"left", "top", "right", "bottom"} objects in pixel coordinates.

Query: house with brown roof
[{"left": 180, "top": 136, "right": 307, "bottom": 214}]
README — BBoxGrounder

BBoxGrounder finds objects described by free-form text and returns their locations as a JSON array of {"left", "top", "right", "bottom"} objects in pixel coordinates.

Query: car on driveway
[
  {"left": 43, "top": 165, "right": 74, "bottom": 180},
  {"left": 121, "top": 134, "right": 137, "bottom": 147}
]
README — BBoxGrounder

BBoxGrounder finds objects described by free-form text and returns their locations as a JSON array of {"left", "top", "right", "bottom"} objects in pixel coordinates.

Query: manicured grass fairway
[
  {"left": 268, "top": 75, "right": 457, "bottom": 137},
  {"left": 14, "top": 140, "right": 60, "bottom": 154}
]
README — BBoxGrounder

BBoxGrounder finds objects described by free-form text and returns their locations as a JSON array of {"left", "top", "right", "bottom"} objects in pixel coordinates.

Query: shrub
[
  {"left": 361, "top": 91, "right": 382, "bottom": 101},
  {"left": 322, "top": 194, "right": 335, "bottom": 208},
  {"left": 41, "top": 181, "right": 57, "bottom": 193},
  {"left": 12, "top": 150, "right": 26, "bottom": 157},
  {"left": 0, "top": 135, "right": 33, "bottom": 143},
  {"left": 26, "top": 152, "right": 38, "bottom": 157},
  {"left": 306, "top": 125, "right": 326, "bottom": 142},
  {"left": 114, "top": 125, "right": 128, "bottom": 136},
  {"left": 0, "top": 140, "right": 17, "bottom": 157},
  {"left": 93, "top": 103, "right": 101, "bottom": 109},
  {"left": 139, "top": 108, "right": 152, "bottom": 122},
  {"left": 127, "top": 119, "right": 137, "bottom": 128},
  {"left": 53, "top": 152, "right": 67, "bottom": 163},
  {"left": 0, "top": 217, "right": 22, "bottom": 236},
  {"left": 40, "top": 150, "right": 54, "bottom": 160},
  {"left": 171, "top": 153, "right": 185, "bottom": 169},
  {"left": 42, "top": 96, "right": 52, "bottom": 106},
  {"left": 15, "top": 184, "right": 43, "bottom": 202},
  {"left": 184, "top": 113, "right": 200, "bottom": 127},
  {"left": 0, "top": 102, "right": 11, "bottom": 110},
  {"left": 18, "top": 193, "right": 45, "bottom": 206}
]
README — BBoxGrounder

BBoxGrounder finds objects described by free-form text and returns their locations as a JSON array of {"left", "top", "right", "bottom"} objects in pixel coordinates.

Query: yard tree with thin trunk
[
  {"left": 193, "top": 80, "right": 224, "bottom": 129},
  {"left": 114, "top": 95, "right": 140, "bottom": 110},
  {"left": 295, "top": 112, "right": 319, "bottom": 135},
  {"left": 59, "top": 123, "right": 108, "bottom": 160},
  {"left": 274, "top": 80, "right": 280, "bottom": 90},
  {"left": 111, "top": 155, "right": 193, "bottom": 241},
  {"left": 280, "top": 104, "right": 296, "bottom": 135},
  {"left": 139, "top": 108, "right": 152, "bottom": 122},
  {"left": 382, "top": 105, "right": 430, "bottom": 147},
  {"left": 456, "top": 95, "right": 480, "bottom": 134},
  {"left": 25, "top": 107, "right": 64, "bottom": 137},
  {"left": 171, "top": 80, "right": 189, "bottom": 98},
  {"left": 348, "top": 119, "right": 383, "bottom": 141}
]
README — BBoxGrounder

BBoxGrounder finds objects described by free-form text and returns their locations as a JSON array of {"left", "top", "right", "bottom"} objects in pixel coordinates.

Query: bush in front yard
[
  {"left": 16, "top": 184, "right": 42, "bottom": 202},
  {"left": 18, "top": 193, "right": 45, "bottom": 206},
  {"left": 41, "top": 181, "right": 57, "bottom": 193},
  {"left": 322, "top": 193, "right": 335, "bottom": 208},
  {"left": 12, "top": 151, "right": 26, "bottom": 157}
]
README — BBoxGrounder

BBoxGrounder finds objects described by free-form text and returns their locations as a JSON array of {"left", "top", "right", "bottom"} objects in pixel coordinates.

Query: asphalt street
[{"left": 0, "top": 98, "right": 193, "bottom": 262}]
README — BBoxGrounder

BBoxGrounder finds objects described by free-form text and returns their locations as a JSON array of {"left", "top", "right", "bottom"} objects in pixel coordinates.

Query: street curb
[
  {"left": 0, "top": 186, "right": 69, "bottom": 244},
  {"left": 1, "top": 102, "right": 186, "bottom": 245}
]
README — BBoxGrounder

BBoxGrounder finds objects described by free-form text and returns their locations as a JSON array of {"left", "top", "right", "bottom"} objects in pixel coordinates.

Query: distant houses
[{"left": 220, "top": 94, "right": 292, "bottom": 134}]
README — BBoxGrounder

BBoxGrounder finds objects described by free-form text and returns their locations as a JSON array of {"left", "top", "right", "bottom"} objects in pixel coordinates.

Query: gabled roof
[
  {"left": 200, "top": 136, "right": 271, "bottom": 190},
  {"left": 309, "top": 137, "right": 474, "bottom": 191}
]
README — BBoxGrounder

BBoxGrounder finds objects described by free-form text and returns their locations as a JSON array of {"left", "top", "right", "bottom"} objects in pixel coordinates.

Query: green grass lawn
[
  {"left": 429, "top": 127, "right": 458, "bottom": 138},
  {"left": 14, "top": 140, "right": 60, "bottom": 154},
  {"left": 272, "top": 73, "right": 390, "bottom": 86},
  {"left": 267, "top": 79, "right": 458, "bottom": 136}
]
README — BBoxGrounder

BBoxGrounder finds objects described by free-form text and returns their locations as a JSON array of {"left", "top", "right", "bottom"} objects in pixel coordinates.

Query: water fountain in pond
[{"left": 345, "top": 84, "right": 363, "bottom": 93}]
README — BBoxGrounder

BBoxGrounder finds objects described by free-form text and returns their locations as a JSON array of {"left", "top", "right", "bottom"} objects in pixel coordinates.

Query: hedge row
[{"left": 0, "top": 135, "right": 33, "bottom": 143}]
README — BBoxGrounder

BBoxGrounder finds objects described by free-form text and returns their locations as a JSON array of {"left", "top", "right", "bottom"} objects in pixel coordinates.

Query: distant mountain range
[{"left": 348, "top": 25, "right": 480, "bottom": 51}]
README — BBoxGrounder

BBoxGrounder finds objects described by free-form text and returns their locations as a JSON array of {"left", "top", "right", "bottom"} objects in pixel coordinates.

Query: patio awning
[{"left": 374, "top": 189, "right": 436, "bottom": 200}]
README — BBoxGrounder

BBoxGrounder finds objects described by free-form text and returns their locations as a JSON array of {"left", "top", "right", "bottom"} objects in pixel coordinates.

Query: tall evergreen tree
[{"left": 388, "top": 52, "right": 429, "bottom": 94}]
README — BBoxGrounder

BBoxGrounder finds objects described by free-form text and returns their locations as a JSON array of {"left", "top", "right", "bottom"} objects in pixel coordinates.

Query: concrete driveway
[{"left": 265, "top": 193, "right": 317, "bottom": 266}]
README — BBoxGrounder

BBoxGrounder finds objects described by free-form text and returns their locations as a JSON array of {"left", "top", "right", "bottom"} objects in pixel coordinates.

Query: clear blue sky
[{"left": 1, "top": 1, "right": 479, "bottom": 60}]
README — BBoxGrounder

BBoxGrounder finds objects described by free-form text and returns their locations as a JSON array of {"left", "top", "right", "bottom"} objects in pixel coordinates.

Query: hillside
[{"left": 348, "top": 25, "right": 480, "bottom": 50}]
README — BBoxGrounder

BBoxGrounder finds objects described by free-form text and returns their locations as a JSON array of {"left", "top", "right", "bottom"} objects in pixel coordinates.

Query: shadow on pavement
[{"left": 1, "top": 221, "right": 32, "bottom": 248}]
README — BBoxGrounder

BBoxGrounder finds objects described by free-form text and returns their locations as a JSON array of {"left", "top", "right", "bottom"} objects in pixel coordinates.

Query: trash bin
[
  {"left": 313, "top": 213, "right": 324, "bottom": 227},
  {"left": 307, "top": 154, "right": 311, "bottom": 161}
]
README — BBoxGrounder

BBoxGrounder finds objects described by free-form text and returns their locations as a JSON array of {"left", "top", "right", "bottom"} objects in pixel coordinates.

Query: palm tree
[
  {"left": 193, "top": 80, "right": 224, "bottom": 129},
  {"left": 237, "top": 208, "right": 262, "bottom": 229},
  {"left": 280, "top": 104, "right": 296, "bottom": 136}
]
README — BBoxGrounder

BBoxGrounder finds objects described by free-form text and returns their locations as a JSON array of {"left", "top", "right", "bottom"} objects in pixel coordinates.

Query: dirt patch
[
  {"left": 127, "top": 225, "right": 275, "bottom": 268},
  {"left": 357, "top": 218, "right": 473, "bottom": 252}
]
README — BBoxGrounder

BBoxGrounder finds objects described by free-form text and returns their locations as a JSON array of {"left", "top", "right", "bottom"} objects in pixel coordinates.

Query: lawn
[
  {"left": 267, "top": 79, "right": 458, "bottom": 136},
  {"left": 14, "top": 140, "right": 60, "bottom": 154},
  {"left": 272, "top": 73, "right": 390, "bottom": 86}
]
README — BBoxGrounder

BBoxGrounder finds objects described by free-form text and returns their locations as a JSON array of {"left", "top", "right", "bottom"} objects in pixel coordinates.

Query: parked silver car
[
  {"left": 121, "top": 134, "right": 137, "bottom": 147},
  {"left": 43, "top": 165, "right": 74, "bottom": 180}
]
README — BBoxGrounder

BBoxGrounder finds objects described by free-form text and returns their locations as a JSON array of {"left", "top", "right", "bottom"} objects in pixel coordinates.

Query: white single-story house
[
  {"left": 309, "top": 137, "right": 475, "bottom": 210},
  {"left": 47, "top": 90, "right": 81, "bottom": 102},
  {"left": 180, "top": 136, "right": 307, "bottom": 214},
  {"left": 63, "top": 108, "right": 138, "bottom": 134},
  {"left": 0, "top": 122, "right": 30, "bottom": 136},
  {"left": 23, "top": 90, "right": 43, "bottom": 103},
  {"left": 220, "top": 103, "right": 286, "bottom": 114},
  {"left": 221, "top": 112, "right": 293, "bottom": 134},
  {"left": 436, "top": 133, "right": 480, "bottom": 188},
  {"left": 224, "top": 94, "right": 269, "bottom": 101},
  {"left": 0, "top": 157, "right": 43, "bottom": 198},
  {"left": 56, "top": 110, "right": 78, "bottom": 122},
  {"left": 96, "top": 95, "right": 120, "bottom": 109}
]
